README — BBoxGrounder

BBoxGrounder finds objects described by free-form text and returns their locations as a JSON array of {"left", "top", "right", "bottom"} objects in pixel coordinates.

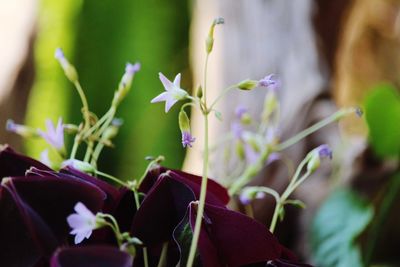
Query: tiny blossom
[
  {"left": 231, "top": 122, "right": 244, "bottom": 139},
  {"left": 39, "top": 118, "right": 65, "bottom": 151},
  {"left": 182, "top": 131, "right": 196, "bottom": 148},
  {"left": 121, "top": 62, "right": 140, "bottom": 87},
  {"left": 151, "top": 73, "right": 188, "bottom": 112},
  {"left": 258, "top": 74, "right": 281, "bottom": 91},
  {"left": 67, "top": 202, "right": 98, "bottom": 244},
  {"left": 239, "top": 189, "right": 266, "bottom": 205},
  {"left": 317, "top": 144, "right": 333, "bottom": 159},
  {"left": 235, "top": 106, "right": 248, "bottom": 119},
  {"left": 62, "top": 159, "right": 96, "bottom": 173},
  {"left": 5, "top": 119, "right": 37, "bottom": 137}
]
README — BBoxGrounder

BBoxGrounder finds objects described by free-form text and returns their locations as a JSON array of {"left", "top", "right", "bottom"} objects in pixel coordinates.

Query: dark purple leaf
[
  {"left": 61, "top": 166, "right": 120, "bottom": 212},
  {"left": 139, "top": 167, "right": 229, "bottom": 206},
  {"left": 50, "top": 246, "right": 133, "bottom": 267},
  {"left": 132, "top": 175, "right": 196, "bottom": 245},
  {"left": 0, "top": 186, "right": 54, "bottom": 266},
  {"left": 0, "top": 146, "right": 51, "bottom": 181},
  {"left": 3, "top": 175, "right": 106, "bottom": 245},
  {"left": 186, "top": 202, "right": 283, "bottom": 267}
]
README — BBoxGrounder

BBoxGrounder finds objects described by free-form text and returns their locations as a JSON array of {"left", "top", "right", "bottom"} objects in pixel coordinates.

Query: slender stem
[
  {"left": 91, "top": 142, "right": 105, "bottom": 167},
  {"left": 269, "top": 200, "right": 282, "bottom": 233},
  {"left": 269, "top": 158, "right": 311, "bottom": 233},
  {"left": 70, "top": 135, "right": 81, "bottom": 159},
  {"left": 95, "top": 170, "right": 128, "bottom": 188},
  {"left": 228, "top": 148, "right": 271, "bottom": 196},
  {"left": 84, "top": 140, "right": 94, "bottom": 162},
  {"left": 203, "top": 54, "right": 209, "bottom": 103},
  {"left": 257, "top": 187, "right": 280, "bottom": 204},
  {"left": 186, "top": 53, "right": 211, "bottom": 267},
  {"left": 84, "top": 108, "right": 113, "bottom": 139},
  {"left": 276, "top": 109, "right": 350, "bottom": 151},
  {"left": 186, "top": 114, "right": 209, "bottom": 267},
  {"left": 157, "top": 242, "right": 169, "bottom": 267},
  {"left": 73, "top": 81, "right": 91, "bottom": 130},
  {"left": 143, "top": 248, "right": 149, "bottom": 267},
  {"left": 209, "top": 85, "right": 236, "bottom": 110}
]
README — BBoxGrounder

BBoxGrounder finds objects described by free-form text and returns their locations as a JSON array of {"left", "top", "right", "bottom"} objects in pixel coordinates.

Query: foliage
[
  {"left": 364, "top": 84, "right": 400, "bottom": 158},
  {"left": 311, "top": 189, "right": 373, "bottom": 267}
]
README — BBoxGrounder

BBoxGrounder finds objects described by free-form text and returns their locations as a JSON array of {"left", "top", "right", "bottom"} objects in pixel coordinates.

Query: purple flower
[
  {"left": 317, "top": 144, "right": 333, "bottom": 159},
  {"left": 40, "top": 149, "right": 52, "bottom": 167},
  {"left": 235, "top": 106, "right": 248, "bottom": 119},
  {"left": 231, "top": 122, "right": 244, "bottom": 139},
  {"left": 120, "top": 62, "right": 140, "bottom": 88},
  {"left": 125, "top": 62, "right": 141, "bottom": 75},
  {"left": 182, "top": 131, "right": 196, "bottom": 148},
  {"left": 6, "top": 119, "right": 38, "bottom": 138},
  {"left": 151, "top": 73, "right": 188, "bottom": 112},
  {"left": 259, "top": 74, "right": 281, "bottom": 91},
  {"left": 67, "top": 202, "right": 99, "bottom": 244},
  {"left": 39, "top": 118, "right": 65, "bottom": 152},
  {"left": 307, "top": 144, "right": 333, "bottom": 172}
]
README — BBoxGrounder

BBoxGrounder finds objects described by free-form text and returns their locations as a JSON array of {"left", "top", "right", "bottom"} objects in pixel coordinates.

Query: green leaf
[
  {"left": 364, "top": 84, "right": 400, "bottom": 158},
  {"left": 214, "top": 110, "right": 223, "bottom": 121},
  {"left": 311, "top": 189, "right": 373, "bottom": 267}
]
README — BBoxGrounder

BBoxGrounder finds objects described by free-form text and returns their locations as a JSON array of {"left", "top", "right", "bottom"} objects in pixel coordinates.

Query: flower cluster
[{"left": 0, "top": 146, "right": 310, "bottom": 267}]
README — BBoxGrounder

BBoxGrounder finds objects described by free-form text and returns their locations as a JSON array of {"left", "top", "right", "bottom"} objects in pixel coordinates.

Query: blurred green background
[{"left": 25, "top": 0, "right": 190, "bottom": 179}]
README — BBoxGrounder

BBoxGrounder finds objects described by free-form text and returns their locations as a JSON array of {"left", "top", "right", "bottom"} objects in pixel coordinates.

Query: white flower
[
  {"left": 151, "top": 73, "right": 188, "bottom": 112},
  {"left": 67, "top": 202, "right": 98, "bottom": 244}
]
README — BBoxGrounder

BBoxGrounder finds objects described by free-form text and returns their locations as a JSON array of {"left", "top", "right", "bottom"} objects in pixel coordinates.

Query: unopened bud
[
  {"left": 113, "top": 62, "right": 140, "bottom": 106},
  {"left": 55, "top": 48, "right": 78, "bottom": 83},
  {"left": 196, "top": 85, "right": 203, "bottom": 99},
  {"left": 62, "top": 159, "right": 96, "bottom": 173},
  {"left": 237, "top": 79, "right": 258, "bottom": 90},
  {"left": 6, "top": 119, "right": 39, "bottom": 138},
  {"left": 306, "top": 144, "right": 332, "bottom": 173},
  {"left": 205, "top": 17, "right": 224, "bottom": 54}
]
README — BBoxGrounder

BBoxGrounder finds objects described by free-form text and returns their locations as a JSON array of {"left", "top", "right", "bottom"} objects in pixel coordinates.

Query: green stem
[
  {"left": 209, "top": 85, "right": 236, "bottom": 110},
  {"left": 269, "top": 158, "right": 310, "bottom": 233},
  {"left": 84, "top": 140, "right": 94, "bottom": 162},
  {"left": 73, "top": 81, "right": 91, "bottom": 130},
  {"left": 186, "top": 114, "right": 209, "bottom": 267},
  {"left": 276, "top": 109, "right": 352, "bottom": 151},
  {"left": 95, "top": 170, "right": 128, "bottom": 188},
  {"left": 228, "top": 148, "right": 271, "bottom": 196},
  {"left": 70, "top": 135, "right": 81, "bottom": 159},
  {"left": 157, "top": 242, "right": 169, "bottom": 267}
]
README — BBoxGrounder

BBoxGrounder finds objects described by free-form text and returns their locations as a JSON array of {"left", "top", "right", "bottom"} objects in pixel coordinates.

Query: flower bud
[
  {"left": 55, "top": 48, "right": 78, "bottom": 83},
  {"left": 179, "top": 110, "right": 195, "bottom": 148},
  {"left": 205, "top": 17, "right": 224, "bottom": 54},
  {"left": 237, "top": 79, "right": 259, "bottom": 90},
  {"left": 196, "top": 85, "right": 203, "bottom": 99},
  {"left": 306, "top": 144, "right": 332, "bottom": 173},
  {"left": 62, "top": 159, "right": 96, "bottom": 174},
  {"left": 239, "top": 187, "right": 266, "bottom": 205},
  {"left": 6, "top": 119, "right": 39, "bottom": 138},
  {"left": 113, "top": 62, "right": 141, "bottom": 106}
]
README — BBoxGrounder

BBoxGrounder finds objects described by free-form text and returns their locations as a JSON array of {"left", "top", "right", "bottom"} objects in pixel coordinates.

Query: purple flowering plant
[{"left": 1, "top": 18, "right": 362, "bottom": 267}]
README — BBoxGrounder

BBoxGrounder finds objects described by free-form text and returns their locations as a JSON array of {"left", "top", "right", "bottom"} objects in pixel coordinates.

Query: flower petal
[
  {"left": 173, "top": 73, "right": 181, "bottom": 87},
  {"left": 159, "top": 72, "right": 173, "bottom": 91},
  {"left": 151, "top": 92, "right": 169, "bottom": 103}
]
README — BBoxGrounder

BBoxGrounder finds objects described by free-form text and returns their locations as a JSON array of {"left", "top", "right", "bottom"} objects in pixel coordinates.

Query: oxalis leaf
[
  {"left": 364, "top": 84, "right": 400, "bottom": 158},
  {"left": 311, "top": 189, "right": 373, "bottom": 267}
]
